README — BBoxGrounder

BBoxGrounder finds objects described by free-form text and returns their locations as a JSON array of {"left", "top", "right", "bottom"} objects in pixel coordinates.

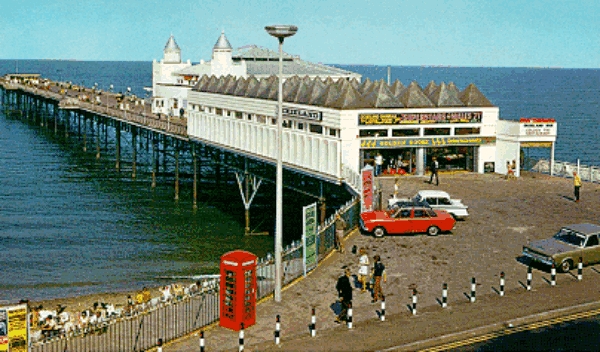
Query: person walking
[
  {"left": 375, "top": 153, "right": 384, "bottom": 176},
  {"left": 335, "top": 214, "right": 347, "bottom": 253},
  {"left": 358, "top": 248, "right": 370, "bottom": 293},
  {"left": 335, "top": 268, "right": 353, "bottom": 323},
  {"left": 429, "top": 156, "right": 439, "bottom": 185},
  {"left": 573, "top": 171, "right": 582, "bottom": 202},
  {"left": 371, "top": 255, "right": 387, "bottom": 303}
]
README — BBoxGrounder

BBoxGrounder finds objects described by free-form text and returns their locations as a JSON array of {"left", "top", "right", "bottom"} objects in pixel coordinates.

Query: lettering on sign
[
  {"left": 282, "top": 106, "right": 323, "bottom": 121},
  {"left": 223, "top": 260, "right": 239, "bottom": 266},
  {"left": 359, "top": 112, "right": 482, "bottom": 125},
  {"left": 360, "top": 137, "right": 495, "bottom": 148},
  {"left": 242, "top": 260, "right": 255, "bottom": 267}
]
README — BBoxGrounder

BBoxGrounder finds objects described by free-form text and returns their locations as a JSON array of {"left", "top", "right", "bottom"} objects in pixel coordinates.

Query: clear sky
[{"left": 1, "top": 0, "right": 598, "bottom": 68}]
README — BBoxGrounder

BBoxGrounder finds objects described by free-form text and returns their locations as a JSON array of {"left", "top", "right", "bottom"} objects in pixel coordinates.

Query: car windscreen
[{"left": 554, "top": 228, "right": 586, "bottom": 247}]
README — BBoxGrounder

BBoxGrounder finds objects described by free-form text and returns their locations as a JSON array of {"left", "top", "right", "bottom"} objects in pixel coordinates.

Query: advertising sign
[
  {"left": 359, "top": 111, "right": 482, "bottom": 125},
  {"left": 0, "top": 304, "right": 28, "bottom": 352},
  {"left": 302, "top": 202, "right": 318, "bottom": 276},
  {"left": 360, "top": 136, "right": 496, "bottom": 149},
  {"left": 361, "top": 165, "right": 374, "bottom": 212}
]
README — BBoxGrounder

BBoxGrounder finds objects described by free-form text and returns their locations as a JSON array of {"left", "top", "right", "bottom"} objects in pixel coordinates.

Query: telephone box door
[{"left": 219, "top": 250, "right": 257, "bottom": 331}]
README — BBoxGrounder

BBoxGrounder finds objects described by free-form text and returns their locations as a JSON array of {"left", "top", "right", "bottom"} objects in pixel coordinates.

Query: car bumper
[{"left": 522, "top": 250, "right": 554, "bottom": 267}]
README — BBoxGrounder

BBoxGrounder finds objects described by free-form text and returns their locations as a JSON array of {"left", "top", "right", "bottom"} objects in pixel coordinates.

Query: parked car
[
  {"left": 360, "top": 201, "right": 455, "bottom": 237},
  {"left": 522, "top": 223, "right": 600, "bottom": 272},
  {"left": 388, "top": 190, "right": 469, "bottom": 219}
]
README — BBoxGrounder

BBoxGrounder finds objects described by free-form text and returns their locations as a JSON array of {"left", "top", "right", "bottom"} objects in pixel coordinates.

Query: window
[
  {"left": 309, "top": 124, "right": 323, "bottom": 134},
  {"left": 297, "top": 122, "right": 304, "bottom": 130},
  {"left": 439, "top": 198, "right": 452, "bottom": 205},
  {"left": 455, "top": 127, "right": 480, "bottom": 135},
  {"left": 399, "top": 209, "right": 411, "bottom": 218},
  {"left": 425, "top": 198, "right": 438, "bottom": 205},
  {"left": 257, "top": 115, "right": 267, "bottom": 124},
  {"left": 392, "top": 129, "right": 419, "bottom": 137},
  {"left": 235, "top": 111, "right": 243, "bottom": 119},
  {"left": 329, "top": 128, "right": 339, "bottom": 137},
  {"left": 586, "top": 235, "right": 599, "bottom": 247},
  {"left": 215, "top": 108, "right": 223, "bottom": 115},
  {"left": 283, "top": 120, "right": 291, "bottom": 128},
  {"left": 424, "top": 128, "right": 450, "bottom": 136},
  {"left": 359, "top": 129, "right": 388, "bottom": 137},
  {"left": 414, "top": 209, "right": 429, "bottom": 218}
]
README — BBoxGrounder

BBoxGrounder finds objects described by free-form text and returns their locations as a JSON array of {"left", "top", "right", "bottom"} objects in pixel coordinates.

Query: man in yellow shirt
[{"left": 573, "top": 171, "right": 582, "bottom": 202}]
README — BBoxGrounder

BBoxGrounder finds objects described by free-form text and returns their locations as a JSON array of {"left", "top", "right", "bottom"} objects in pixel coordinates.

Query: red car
[{"left": 360, "top": 202, "right": 455, "bottom": 237}]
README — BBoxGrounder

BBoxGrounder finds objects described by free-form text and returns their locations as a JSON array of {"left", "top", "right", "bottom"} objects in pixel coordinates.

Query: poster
[
  {"left": 0, "top": 305, "right": 28, "bottom": 352},
  {"left": 302, "top": 202, "right": 318, "bottom": 276},
  {"left": 361, "top": 165, "right": 374, "bottom": 212}
]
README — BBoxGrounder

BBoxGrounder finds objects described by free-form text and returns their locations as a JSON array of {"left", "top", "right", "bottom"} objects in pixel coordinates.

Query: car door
[
  {"left": 581, "top": 234, "right": 600, "bottom": 265},
  {"left": 411, "top": 208, "right": 431, "bottom": 234},
  {"left": 392, "top": 208, "right": 412, "bottom": 234}
]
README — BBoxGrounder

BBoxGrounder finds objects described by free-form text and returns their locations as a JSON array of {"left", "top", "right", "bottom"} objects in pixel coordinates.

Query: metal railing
[{"left": 530, "top": 159, "right": 600, "bottom": 183}]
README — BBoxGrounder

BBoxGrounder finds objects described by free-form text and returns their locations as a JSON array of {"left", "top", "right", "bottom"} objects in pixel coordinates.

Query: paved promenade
[{"left": 164, "top": 171, "right": 600, "bottom": 351}]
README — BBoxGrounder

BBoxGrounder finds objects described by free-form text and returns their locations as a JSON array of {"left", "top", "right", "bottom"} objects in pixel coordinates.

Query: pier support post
[
  {"left": 193, "top": 143, "right": 198, "bottom": 209},
  {"left": 95, "top": 117, "right": 101, "bottom": 159},
  {"left": 131, "top": 127, "right": 137, "bottom": 179},
  {"left": 115, "top": 122, "right": 121, "bottom": 171},
  {"left": 151, "top": 134, "right": 157, "bottom": 188},
  {"left": 82, "top": 115, "right": 87, "bottom": 152}
]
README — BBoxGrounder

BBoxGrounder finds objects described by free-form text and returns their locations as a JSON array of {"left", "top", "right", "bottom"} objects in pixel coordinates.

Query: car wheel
[
  {"left": 373, "top": 227, "right": 386, "bottom": 238},
  {"left": 560, "top": 259, "right": 573, "bottom": 273},
  {"left": 427, "top": 226, "right": 440, "bottom": 236}
]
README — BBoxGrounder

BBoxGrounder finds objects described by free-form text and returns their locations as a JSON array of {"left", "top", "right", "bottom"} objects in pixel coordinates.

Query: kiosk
[{"left": 219, "top": 250, "right": 257, "bottom": 331}]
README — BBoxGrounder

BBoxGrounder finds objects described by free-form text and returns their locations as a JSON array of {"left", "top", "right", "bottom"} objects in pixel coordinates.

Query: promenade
[{"left": 165, "top": 171, "right": 600, "bottom": 351}]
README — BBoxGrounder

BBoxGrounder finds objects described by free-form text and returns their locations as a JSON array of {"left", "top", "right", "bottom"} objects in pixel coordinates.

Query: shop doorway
[
  {"left": 426, "top": 146, "right": 474, "bottom": 172},
  {"left": 360, "top": 148, "right": 417, "bottom": 176}
]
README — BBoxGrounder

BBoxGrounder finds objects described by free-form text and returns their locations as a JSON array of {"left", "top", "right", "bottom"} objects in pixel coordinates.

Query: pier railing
[
  {"left": 530, "top": 159, "right": 600, "bottom": 183},
  {"left": 31, "top": 197, "right": 360, "bottom": 351}
]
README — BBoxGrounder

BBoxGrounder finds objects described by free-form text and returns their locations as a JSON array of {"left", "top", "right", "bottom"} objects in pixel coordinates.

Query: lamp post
[{"left": 265, "top": 24, "right": 298, "bottom": 303}]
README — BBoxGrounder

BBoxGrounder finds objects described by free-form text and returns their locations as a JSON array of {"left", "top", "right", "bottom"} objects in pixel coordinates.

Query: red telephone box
[{"left": 219, "top": 250, "right": 257, "bottom": 331}]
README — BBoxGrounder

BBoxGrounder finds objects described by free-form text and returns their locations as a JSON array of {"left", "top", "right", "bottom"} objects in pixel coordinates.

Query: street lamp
[{"left": 265, "top": 24, "right": 297, "bottom": 303}]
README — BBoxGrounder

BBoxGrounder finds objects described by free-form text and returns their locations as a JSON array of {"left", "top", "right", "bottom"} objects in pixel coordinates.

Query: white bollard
[
  {"left": 239, "top": 323, "right": 244, "bottom": 352},
  {"left": 380, "top": 297, "right": 386, "bottom": 321},
  {"left": 527, "top": 266, "right": 532, "bottom": 291},
  {"left": 200, "top": 331, "right": 205, "bottom": 352},
  {"left": 500, "top": 272, "right": 505, "bottom": 297},
  {"left": 470, "top": 277, "right": 476, "bottom": 302},
  {"left": 347, "top": 303, "right": 353, "bottom": 329},
  {"left": 310, "top": 307, "right": 316, "bottom": 337},
  {"left": 274, "top": 315, "right": 280, "bottom": 345},
  {"left": 412, "top": 289, "right": 417, "bottom": 315},
  {"left": 578, "top": 257, "right": 583, "bottom": 281},
  {"left": 442, "top": 283, "right": 448, "bottom": 308},
  {"left": 551, "top": 264, "right": 556, "bottom": 286}
]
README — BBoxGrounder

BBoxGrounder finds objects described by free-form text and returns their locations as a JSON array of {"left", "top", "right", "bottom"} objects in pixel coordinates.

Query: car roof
[
  {"left": 391, "top": 200, "right": 431, "bottom": 208},
  {"left": 563, "top": 223, "right": 600, "bottom": 235},
  {"left": 416, "top": 190, "right": 451, "bottom": 198}
]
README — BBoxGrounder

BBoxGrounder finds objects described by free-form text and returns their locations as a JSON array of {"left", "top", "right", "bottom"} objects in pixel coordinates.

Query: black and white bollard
[
  {"left": 347, "top": 302, "right": 353, "bottom": 329},
  {"left": 527, "top": 265, "right": 532, "bottom": 291},
  {"left": 470, "top": 277, "right": 476, "bottom": 302},
  {"left": 200, "top": 331, "right": 205, "bottom": 352},
  {"left": 274, "top": 315, "right": 281, "bottom": 345},
  {"left": 551, "top": 264, "right": 556, "bottom": 286},
  {"left": 239, "top": 323, "right": 244, "bottom": 352},
  {"left": 380, "top": 297, "right": 386, "bottom": 321},
  {"left": 310, "top": 307, "right": 316, "bottom": 337},
  {"left": 442, "top": 283, "right": 448, "bottom": 308},
  {"left": 578, "top": 257, "right": 583, "bottom": 281},
  {"left": 412, "top": 288, "right": 417, "bottom": 315},
  {"left": 157, "top": 338, "right": 163, "bottom": 352},
  {"left": 500, "top": 272, "right": 505, "bottom": 297}
]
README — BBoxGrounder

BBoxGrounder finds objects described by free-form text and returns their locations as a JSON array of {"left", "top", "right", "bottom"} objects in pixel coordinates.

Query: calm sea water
[{"left": 1, "top": 60, "right": 599, "bottom": 303}]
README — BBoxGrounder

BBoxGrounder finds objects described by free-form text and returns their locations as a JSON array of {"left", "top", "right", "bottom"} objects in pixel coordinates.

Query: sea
[{"left": 1, "top": 61, "right": 599, "bottom": 306}]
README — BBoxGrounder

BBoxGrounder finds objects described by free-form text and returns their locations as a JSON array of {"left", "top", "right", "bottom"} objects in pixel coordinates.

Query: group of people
[{"left": 335, "top": 249, "right": 387, "bottom": 323}]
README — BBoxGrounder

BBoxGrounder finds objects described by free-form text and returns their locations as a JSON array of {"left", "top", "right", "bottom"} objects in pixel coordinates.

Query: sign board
[
  {"left": 360, "top": 136, "right": 496, "bottom": 149},
  {"left": 519, "top": 121, "right": 557, "bottom": 138},
  {"left": 302, "top": 202, "right": 318, "bottom": 276},
  {"left": 521, "top": 141, "right": 553, "bottom": 148},
  {"left": 282, "top": 105, "right": 323, "bottom": 121},
  {"left": 361, "top": 165, "right": 374, "bottom": 212},
  {"left": 0, "top": 304, "right": 28, "bottom": 352},
  {"left": 359, "top": 111, "right": 482, "bottom": 125}
]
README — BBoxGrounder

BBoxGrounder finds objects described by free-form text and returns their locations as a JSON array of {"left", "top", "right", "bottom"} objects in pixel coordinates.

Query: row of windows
[
  {"left": 359, "top": 127, "right": 480, "bottom": 138},
  {"left": 190, "top": 104, "right": 340, "bottom": 137}
]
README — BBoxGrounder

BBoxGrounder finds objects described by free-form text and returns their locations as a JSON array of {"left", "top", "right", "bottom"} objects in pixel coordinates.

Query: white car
[{"left": 388, "top": 190, "right": 469, "bottom": 219}]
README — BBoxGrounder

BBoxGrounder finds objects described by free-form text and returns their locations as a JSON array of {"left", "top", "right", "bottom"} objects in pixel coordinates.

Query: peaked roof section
[
  {"left": 460, "top": 83, "right": 494, "bottom": 107},
  {"left": 164, "top": 35, "right": 181, "bottom": 52},
  {"left": 214, "top": 31, "right": 232, "bottom": 50},
  {"left": 423, "top": 81, "right": 438, "bottom": 96},
  {"left": 191, "top": 75, "right": 495, "bottom": 110},
  {"left": 400, "top": 81, "right": 435, "bottom": 108},
  {"left": 429, "top": 82, "right": 464, "bottom": 107},
  {"left": 364, "top": 81, "right": 404, "bottom": 108}
]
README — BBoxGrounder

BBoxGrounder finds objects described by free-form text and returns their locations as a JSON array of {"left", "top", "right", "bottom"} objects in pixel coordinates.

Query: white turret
[
  {"left": 211, "top": 31, "right": 233, "bottom": 77},
  {"left": 163, "top": 35, "right": 182, "bottom": 64}
]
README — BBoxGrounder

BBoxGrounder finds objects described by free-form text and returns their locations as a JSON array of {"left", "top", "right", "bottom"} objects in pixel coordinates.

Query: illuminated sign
[
  {"left": 519, "top": 118, "right": 555, "bottom": 123},
  {"left": 360, "top": 136, "right": 496, "bottom": 148},
  {"left": 359, "top": 112, "right": 482, "bottom": 125},
  {"left": 521, "top": 142, "right": 552, "bottom": 148},
  {"left": 282, "top": 106, "right": 323, "bottom": 121}
]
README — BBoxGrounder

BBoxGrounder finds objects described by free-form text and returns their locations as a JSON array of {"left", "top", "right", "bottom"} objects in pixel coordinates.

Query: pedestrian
[
  {"left": 573, "top": 171, "right": 582, "bottom": 202},
  {"left": 335, "top": 268, "right": 353, "bottom": 323},
  {"left": 358, "top": 248, "right": 370, "bottom": 293},
  {"left": 335, "top": 214, "right": 347, "bottom": 253},
  {"left": 429, "top": 156, "right": 439, "bottom": 185},
  {"left": 375, "top": 153, "right": 384, "bottom": 176},
  {"left": 371, "top": 255, "right": 387, "bottom": 303}
]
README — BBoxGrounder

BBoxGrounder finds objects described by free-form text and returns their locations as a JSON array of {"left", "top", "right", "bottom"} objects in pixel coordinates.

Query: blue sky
[{"left": 1, "top": 0, "right": 598, "bottom": 68}]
